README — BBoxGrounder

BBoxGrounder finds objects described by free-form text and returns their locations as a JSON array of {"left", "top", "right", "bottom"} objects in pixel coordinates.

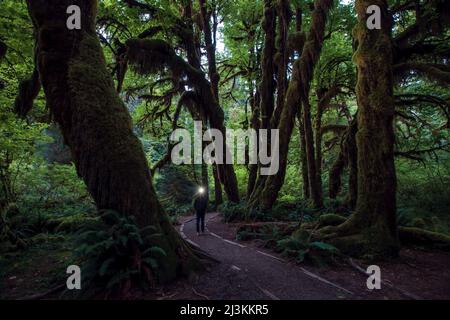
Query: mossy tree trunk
[
  {"left": 212, "top": 165, "right": 223, "bottom": 207},
  {"left": 250, "top": 0, "right": 332, "bottom": 210},
  {"left": 328, "top": 118, "right": 358, "bottom": 209},
  {"left": 26, "top": 0, "right": 203, "bottom": 282},
  {"left": 328, "top": 144, "right": 346, "bottom": 199},
  {"left": 259, "top": 0, "right": 277, "bottom": 131},
  {"left": 352, "top": 0, "right": 398, "bottom": 256},
  {"left": 247, "top": 0, "right": 276, "bottom": 205},
  {"left": 185, "top": 0, "right": 239, "bottom": 203},
  {"left": 320, "top": 0, "right": 399, "bottom": 258},
  {"left": 294, "top": 6, "right": 310, "bottom": 200},
  {"left": 298, "top": 112, "right": 310, "bottom": 199},
  {"left": 199, "top": 0, "right": 223, "bottom": 207},
  {"left": 247, "top": 84, "right": 261, "bottom": 199},
  {"left": 271, "top": 0, "right": 291, "bottom": 128},
  {"left": 314, "top": 86, "right": 340, "bottom": 200},
  {"left": 346, "top": 119, "right": 358, "bottom": 209},
  {"left": 302, "top": 98, "right": 323, "bottom": 208}
]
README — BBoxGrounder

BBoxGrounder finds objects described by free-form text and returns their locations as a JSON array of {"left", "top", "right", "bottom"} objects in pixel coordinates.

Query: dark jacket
[{"left": 193, "top": 195, "right": 208, "bottom": 214}]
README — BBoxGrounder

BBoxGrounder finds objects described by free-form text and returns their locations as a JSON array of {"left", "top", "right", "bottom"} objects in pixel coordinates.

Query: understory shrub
[{"left": 73, "top": 210, "right": 166, "bottom": 298}]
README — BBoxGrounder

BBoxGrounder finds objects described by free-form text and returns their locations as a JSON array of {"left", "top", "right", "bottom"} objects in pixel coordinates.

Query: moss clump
[
  {"left": 46, "top": 214, "right": 98, "bottom": 233},
  {"left": 318, "top": 214, "right": 347, "bottom": 227},
  {"left": 399, "top": 227, "right": 450, "bottom": 250}
]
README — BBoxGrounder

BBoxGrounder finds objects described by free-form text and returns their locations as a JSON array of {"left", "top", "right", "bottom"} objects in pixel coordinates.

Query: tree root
[
  {"left": 399, "top": 227, "right": 450, "bottom": 250},
  {"left": 187, "top": 242, "right": 221, "bottom": 265},
  {"left": 304, "top": 216, "right": 450, "bottom": 257},
  {"left": 301, "top": 214, "right": 347, "bottom": 230}
]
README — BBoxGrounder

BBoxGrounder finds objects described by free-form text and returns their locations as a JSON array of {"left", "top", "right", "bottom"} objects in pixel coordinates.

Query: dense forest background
[{"left": 0, "top": 0, "right": 449, "bottom": 299}]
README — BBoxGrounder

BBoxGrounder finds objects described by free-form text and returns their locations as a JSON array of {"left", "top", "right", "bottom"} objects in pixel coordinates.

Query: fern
[
  {"left": 74, "top": 210, "right": 166, "bottom": 297},
  {"left": 276, "top": 230, "right": 340, "bottom": 267}
]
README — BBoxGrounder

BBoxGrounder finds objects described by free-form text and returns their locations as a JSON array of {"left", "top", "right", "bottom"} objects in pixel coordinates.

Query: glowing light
[{"left": 198, "top": 187, "right": 205, "bottom": 194}]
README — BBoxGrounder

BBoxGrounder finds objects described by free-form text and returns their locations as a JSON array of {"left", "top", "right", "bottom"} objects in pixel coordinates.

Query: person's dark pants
[{"left": 196, "top": 211, "right": 206, "bottom": 233}]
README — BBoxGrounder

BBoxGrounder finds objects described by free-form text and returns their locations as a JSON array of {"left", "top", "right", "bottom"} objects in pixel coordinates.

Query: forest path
[{"left": 178, "top": 213, "right": 354, "bottom": 300}]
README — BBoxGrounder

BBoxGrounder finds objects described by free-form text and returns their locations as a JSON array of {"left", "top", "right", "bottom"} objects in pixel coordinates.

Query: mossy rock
[{"left": 318, "top": 214, "right": 347, "bottom": 227}]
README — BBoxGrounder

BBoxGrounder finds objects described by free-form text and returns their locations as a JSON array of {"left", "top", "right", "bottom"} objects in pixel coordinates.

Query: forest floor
[
  {"left": 153, "top": 212, "right": 450, "bottom": 300},
  {"left": 1, "top": 212, "right": 450, "bottom": 300}
]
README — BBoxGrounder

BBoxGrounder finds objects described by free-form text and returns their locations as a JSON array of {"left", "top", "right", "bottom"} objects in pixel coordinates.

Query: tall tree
[
  {"left": 320, "top": 0, "right": 399, "bottom": 258},
  {"left": 198, "top": 0, "right": 223, "bottom": 207},
  {"left": 250, "top": 0, "right": 333, "bottom": 209},
  {"left": 25, "top": 0, "right": 203, "bottom": 282}
]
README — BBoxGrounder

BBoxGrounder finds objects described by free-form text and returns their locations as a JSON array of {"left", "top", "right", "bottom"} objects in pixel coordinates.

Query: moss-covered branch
[
  {"left": 126, "top": 38, "right": 240, "bottom": 202},
  {"left": 14, "top": 68, "right": 41, "bottom": 118},
  {"left": 394, "top": 62, "right": 450, "bottom": 85}
]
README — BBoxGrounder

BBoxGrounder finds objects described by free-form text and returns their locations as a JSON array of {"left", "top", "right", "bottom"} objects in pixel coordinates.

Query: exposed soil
[{"left": 156, "top": 213, "right": 450, "bottom": 300}]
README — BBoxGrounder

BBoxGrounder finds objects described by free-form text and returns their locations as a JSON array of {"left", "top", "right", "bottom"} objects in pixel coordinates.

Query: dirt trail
[
  {"left": 171, "top": 213, "right": 450, "bottom": 300},
  {"left": 178, "top": 213, "right": 354, "bottom": 300}
]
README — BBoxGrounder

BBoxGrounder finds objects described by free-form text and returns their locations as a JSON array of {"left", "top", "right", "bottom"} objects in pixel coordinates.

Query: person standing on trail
[{"left": 193, "top": 187, "right": 208, "bottom": 236}]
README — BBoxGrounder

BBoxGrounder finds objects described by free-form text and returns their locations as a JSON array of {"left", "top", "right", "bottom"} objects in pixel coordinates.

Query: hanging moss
[
  {"left": 14, "top": 68, "right": 41, "bottom": 118},
  {"left": 288, "top": 31, "right": 305, "bottom": 54}
]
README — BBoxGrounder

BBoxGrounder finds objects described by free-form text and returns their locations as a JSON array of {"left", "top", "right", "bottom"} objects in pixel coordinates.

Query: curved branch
[{"left": 394, "top": 62, "right": 450, "bottom": 85}]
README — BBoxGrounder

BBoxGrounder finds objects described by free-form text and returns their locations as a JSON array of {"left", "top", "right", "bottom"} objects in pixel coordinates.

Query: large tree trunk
[
  {"left": 298, "top": 112, "right": 310, "bottom": 199},
  {"left": 212, "top": 165, "right": 223, "bottom": 207},
  {"left": 320, "top": 0, "right": 399, "bottom": 258},
  {"left": 185, "top": 0, "right": 239, "bottom": 203},
  {"left": 314, "top": 86, "right": 340, "bottom": 201},
  {"left": 346, "top": 119, "right": 358, "bottom": 209},
  {"left": 294, "top": 6, "right": 309, "bottom": 200},
  {"left": 247, "top": 0, "right": 276, "bottom": 205},
  {"left": 199, "top": 0, "right": 223, "bottom": 207},
  {"left": 247, "top": 89, "right": 261, "bottom": 199},
  {"left": 352, "top": 0, "right": 398, "bottom": 256},
  {"left": 271, "top": 0, "right": 291, "bottom": 128},
  {"left": 259, "top": 0, "right": 277, "bottom": 131},
  {"left": 302, "top": 98, "right": 323, "bottom": 208},
  {"left": 199, "top": 0, "right": 220, "bottom": 100},
  {"left": 26, "top": 0, "right": 202, "bottom": 282},
  {"left": 250, "top": 0, "right": 332, "bottom": 210},
  {"left": 328, "top": 118, "right": 358, "bottom": 209}
]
